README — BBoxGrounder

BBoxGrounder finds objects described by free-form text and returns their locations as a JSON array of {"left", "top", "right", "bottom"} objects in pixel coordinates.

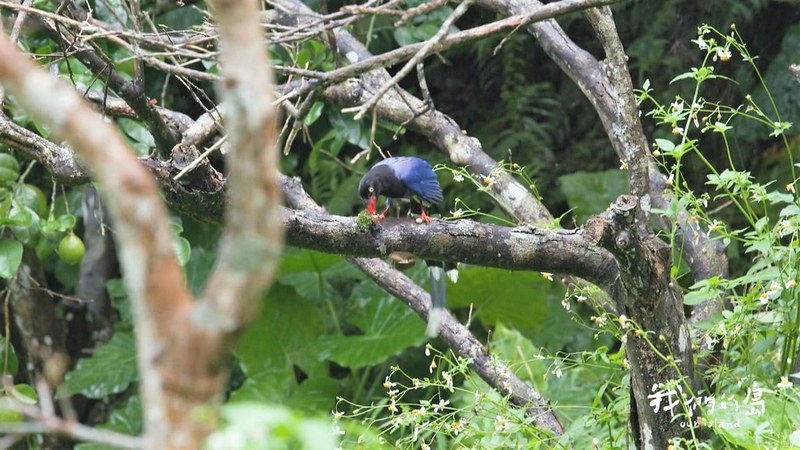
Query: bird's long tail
[{"left": 427, "top": 264, "right": 447, "bottom": 337}]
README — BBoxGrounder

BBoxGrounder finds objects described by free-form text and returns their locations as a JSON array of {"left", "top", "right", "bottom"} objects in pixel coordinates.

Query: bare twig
[{"left": 344, "top": 0, "right": 474, "bottom": 120}]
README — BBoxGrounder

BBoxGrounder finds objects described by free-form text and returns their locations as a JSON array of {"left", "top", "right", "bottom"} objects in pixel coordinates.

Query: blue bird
[{"left": 359, "top": 156, "right": 450, "bottom": 337}]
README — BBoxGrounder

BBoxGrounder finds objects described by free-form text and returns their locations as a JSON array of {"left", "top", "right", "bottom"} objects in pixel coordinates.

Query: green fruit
[
  {"left": 58, "top": 233, "right": 85, "bottom": 265},
  {"left": 16, "top": 184, "right": 48, "bottom": 217}
]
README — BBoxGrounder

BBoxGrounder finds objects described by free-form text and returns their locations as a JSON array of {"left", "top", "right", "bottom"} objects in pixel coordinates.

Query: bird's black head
[{"left": 359, "top": 165, "right": 404, "bottom": 214}]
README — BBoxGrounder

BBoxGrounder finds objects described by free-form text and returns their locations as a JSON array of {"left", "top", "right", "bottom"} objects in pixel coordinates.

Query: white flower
[
  {"left": 453, "top": 173, "right": 464, "bottom": 182},
  {"left": 450, "top": 208, "right": 464, "bottom": 218},
  {"left": 494, "top": 415, "right": 510, "bottom": 432},
  {"left": 561, "top": 298, "right": 571, "bottom": 311},
  {"left": 442, "top": 371, "right": 454, "bottom": 391},
  {"left": 759, "top": 292, "right": 770, "bottom": 305},
  {"left": 777, "top": 376, "right": 793, "bottom": 389},
  {"left": 541, "top": 272, "right": 553, "bottom": 281},
  {"left": 591, "top": 315, "right": 607, "bottom": 327},
  {"left": 433, "top": 398, "right": 450, "bottom": 413}
]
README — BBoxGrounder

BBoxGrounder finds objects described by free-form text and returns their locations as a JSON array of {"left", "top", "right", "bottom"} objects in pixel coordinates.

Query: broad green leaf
[
  {"left": 315, "top": 276, "right": 426, "bottom": 368},
  {"left": 0, "top": 239, "right": 23, "bottom": 279},
  {"left": 233, "top": 283, "right": 332, "bottom": 412},
  {"left": 447, "top": 266, "right": 549, "bottom": 329},
  {"left": 558, "top": 170, "right": 629, "bottom": 223},
  {"left": 65, "top": 331, "right": 137, "bottom": 399},
  {"left": 208, "top": 403, "right": 335, "bottom": 450},
  {"left": 276, "top": 248, "right": 353, "bottom": 302}
]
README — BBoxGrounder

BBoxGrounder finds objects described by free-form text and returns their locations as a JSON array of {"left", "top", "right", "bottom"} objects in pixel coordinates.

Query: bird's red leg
[{"left": 419, "top": 205, "right": 432, "bottom": 224}]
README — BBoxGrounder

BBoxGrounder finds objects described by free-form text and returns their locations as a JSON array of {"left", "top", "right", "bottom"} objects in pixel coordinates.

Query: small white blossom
[
  {"left": 759, "top": 292, "right": 770, "bottom": 305},
  {"left": 442, "top": 371, "right": 454, "bottom": 391},
  {"left": 451, "top": 418, "right": 467, "bottom": 435},
  {"left": 541, "top": 272, "right": 554, "bottom": 281},
  {"left": 592, "top": 315, "right": 607, "bottom": 327},
  {"left": 561, "top": 297, "right": 571, "bottom": 311},
  {"left": 494, "top": 415, "right": 510, "bottom": 432},
  {"left": 777, "top": 376, "right": 793, "bottom": 389},
  {"left": 433, "top": 398, "right": 450, "bottom": 413},
  {"left": 453, "top": 173, "right": 464, "bottom": 182},
  {"left": 450, "top": 208, "right": 464, "bottom": 218}
]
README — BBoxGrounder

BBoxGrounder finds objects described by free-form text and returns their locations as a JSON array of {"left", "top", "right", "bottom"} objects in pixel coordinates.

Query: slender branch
[
  {"left": 0, "top": 378, "right": 141, "bottom": 449},
  {"left": 353, "top": 256, "right": 566, "bottom": 436},
  {"left": 344, "top": 0, "right": 476, "bottom": 120}
]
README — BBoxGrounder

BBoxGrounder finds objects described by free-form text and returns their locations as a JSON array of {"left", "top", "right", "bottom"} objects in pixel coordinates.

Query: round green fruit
[{"left": 58, "top": 233, "right": 85, "bottom": 265}]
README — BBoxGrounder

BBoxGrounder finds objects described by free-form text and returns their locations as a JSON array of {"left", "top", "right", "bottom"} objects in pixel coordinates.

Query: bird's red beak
[{"left": 366, "top": 195, "right": 377, "bottom": 215}]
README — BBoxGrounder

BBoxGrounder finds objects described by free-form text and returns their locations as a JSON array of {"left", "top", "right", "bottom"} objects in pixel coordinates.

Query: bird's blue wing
[{"left": 378, "top": 157, "right": 443, "bottom": 204}]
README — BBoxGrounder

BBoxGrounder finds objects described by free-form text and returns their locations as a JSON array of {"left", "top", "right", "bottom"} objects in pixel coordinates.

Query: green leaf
[
  {"left": 304, "top": 101, "right": 325, "bottom": 126},
  {"left": 0, "top": 336, "right": 18, "bottom": 375},
  {"left": 315, "top": 277, "right": 427, "bottom": 368},
  {"left": 106, "top": 279, "right": 133, "bottom": 326},
  {"left": 75, "top": 394, "right": 142, "bottom": 444},
  {"left": 233, "top": 283, "right": 332, "bottom": 412},
  {"left": 0, "top": 397, "right": 23, "bottom": 422},
  {"left": 172, "top": 236, "right": 191, "bottom": 267},
  {"left": 0, "top": 239, "right": 23, "bottom": 279},
  {"left": 65, "top": 331, "right": 137, "bottom": 399},
  {"left": 277, "top": 248, "right": 345, "bottom": 301},
  {"left": 558, "top": 170, "right": 629, "bottom": 223},
  {"left": 654, "top": 138, "right": 675, "bottom": 152},
  {"left": 9, "top": 383, "right": 37, "bottom": 405},
  {"left": 208, "top": 403, "right": 336, "bottom": 450}
]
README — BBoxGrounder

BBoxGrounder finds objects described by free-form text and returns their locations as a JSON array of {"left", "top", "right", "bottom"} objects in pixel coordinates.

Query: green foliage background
[{"left": 1, "top": 0, "right": 800, "bottom": 448}]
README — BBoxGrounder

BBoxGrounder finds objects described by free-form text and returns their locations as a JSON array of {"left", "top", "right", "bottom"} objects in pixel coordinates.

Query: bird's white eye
[{"left": 368, "top": 186, "right": 374, "bottom": 193}]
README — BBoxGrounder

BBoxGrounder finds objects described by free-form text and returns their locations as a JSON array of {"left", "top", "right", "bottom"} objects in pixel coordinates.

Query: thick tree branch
[
  {"left": 199, "top": 0, "right": 283, "bottom": 329},
  {"left": 0, "top": 30, "right": 191, "bottom": 449},
  {"left": 283, "top": 208, "right": 618, "bottom": 287},
  {"left": 280, "top": 173, "right": 568, "bottom": 437}
]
